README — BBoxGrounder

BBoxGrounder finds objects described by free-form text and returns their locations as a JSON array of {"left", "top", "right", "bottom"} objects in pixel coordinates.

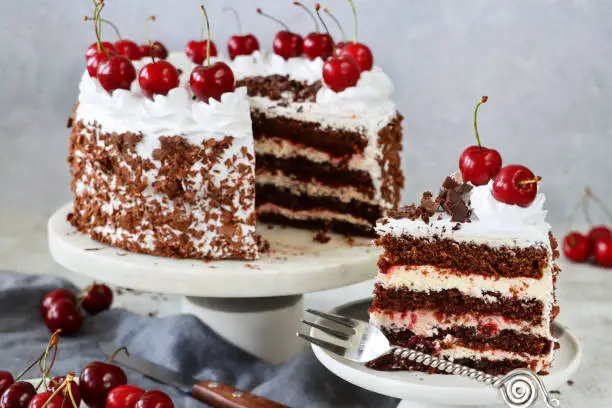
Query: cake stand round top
[
  {"left": 311, "top": 298, "right": 582, "bottom": 407},
  {"left": 48, "top": 203, "right": 380, "bottom": 298}
]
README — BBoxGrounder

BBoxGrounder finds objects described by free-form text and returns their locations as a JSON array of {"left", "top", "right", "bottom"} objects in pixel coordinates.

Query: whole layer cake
[{"left": 368, "top": 174, "right": 560, "bottom": 375}]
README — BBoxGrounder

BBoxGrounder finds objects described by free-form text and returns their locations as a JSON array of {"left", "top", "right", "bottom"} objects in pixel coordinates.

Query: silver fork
[{"left": 298, "top": 308, "right": 560, "bottom": 408}]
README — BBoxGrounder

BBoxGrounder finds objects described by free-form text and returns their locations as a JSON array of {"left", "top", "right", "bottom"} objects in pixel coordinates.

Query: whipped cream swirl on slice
[{"left": 315, "top": 67, "right": 396, "bottom": 118}]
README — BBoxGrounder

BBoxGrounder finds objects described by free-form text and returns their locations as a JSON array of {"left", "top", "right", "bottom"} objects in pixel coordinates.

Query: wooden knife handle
[{"left": 192, "top": 380, "right": 288, "bottom": 408}]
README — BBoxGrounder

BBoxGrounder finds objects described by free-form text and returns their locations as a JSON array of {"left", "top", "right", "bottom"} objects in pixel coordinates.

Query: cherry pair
[
  {"left": 107, "top": 386, "right": 174, "bottom": 408},
  {"left": 28, "top": 375, "right": 81, "bottom": 408},
  {"left": 40, "top": 283, "right": 113, "bottom": 335}
]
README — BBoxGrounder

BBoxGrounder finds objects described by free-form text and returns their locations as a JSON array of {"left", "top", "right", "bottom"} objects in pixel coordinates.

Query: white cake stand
[
  {"left": 47, "top": 203, "right": 379, "bottom": 365},
  {"left": 311, "top": 298, "right": 582, "bottom": 408}
]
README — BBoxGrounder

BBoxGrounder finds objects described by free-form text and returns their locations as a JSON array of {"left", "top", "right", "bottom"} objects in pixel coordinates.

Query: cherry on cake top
[
  {"left": 189, "top": 5, "right": 236, "bottom": 103},
  {"left": 140, "top": 16, "right": 169, "bottom": 60},
  {"left": 85, "top": 16, "right": 142, "bottom": 61},
  {"left": 491, "top": 164, "right": 540, "bottom": 208},
  {"left": 138, "top": 60, "right": 180, "bottom": 99},
  {"left": 257, "top": 7, "right": 303, "bottom": 60},
  {"left": 322, "top": 6, "right": 349, "bottom": 52},
  {"left": 224, "top": 8, "right": 260, "bottom": 60},
  {"left": 335, "top": 0, "right": 374, "bottom": 72},
  {"left": 185, "top": 4, "right": 218, "bottom": 64},
  {"left": 459, "top": 96, "right": 503, "bottom": 186},
  {"left": 294, "top": 1, "right": 333, "bottom": 61}
]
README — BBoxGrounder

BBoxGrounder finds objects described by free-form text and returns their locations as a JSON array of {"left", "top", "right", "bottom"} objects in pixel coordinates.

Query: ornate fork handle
[{"left": 392, "top": 347, "right": 560, "bottom": 408}]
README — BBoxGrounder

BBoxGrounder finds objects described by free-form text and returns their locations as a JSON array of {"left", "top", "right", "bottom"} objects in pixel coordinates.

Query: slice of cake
[
  {"left": 231, "top": 51, "right": 403, "bottom": 237},
  {"left": 69, "top": 49, "right": 257, "bottom": 260},
  {"left": 368, "top": 173, "right": 560, "bottom": 375}
]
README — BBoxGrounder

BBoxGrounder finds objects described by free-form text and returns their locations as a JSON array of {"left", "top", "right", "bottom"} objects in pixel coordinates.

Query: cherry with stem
[
  {"left": 224, "top": 8, "right": 260, "bottom": 59},
  {"left": 140, "top": 16, "right": 168, "bottom": 60},
  {"left": 257, "top": 8, "right": 303, "bottom": 60},
  {"left": 84, "top": 16, "right": 141, "bottom": 61},
  {"left": 294, "top": 2, "right": 333, "bottom": 60},
  {"left": 323, "top": 6, "right": 348, "bottom": 51},
  {"left": 185, "top": 3, "right": 218, "bottom": 64},
  {"left": 190, "top": 5, "right": 235, "bottom": 103},
  {"left": 337, "top": 0, "right": 374, "bottom": 71}
]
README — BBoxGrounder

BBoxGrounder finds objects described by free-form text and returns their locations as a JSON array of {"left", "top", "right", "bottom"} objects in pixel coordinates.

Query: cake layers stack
[
  {"left": 231, "top": 52, "right": 404, "bottom": 236},
  {"left": 368, "top": 177, "right": 560, "bottom": 375},
  {"left": 68, "top": 54, "right": 258, "bottom": 260}
]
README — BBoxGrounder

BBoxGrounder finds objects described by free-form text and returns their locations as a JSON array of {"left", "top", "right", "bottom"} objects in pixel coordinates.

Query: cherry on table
[
  {"left": 491, "top": 164, "right": 540, "bottom": 207},
  {"left": 44, "top": 298, "right": 84, "bottom": 335},
  {"left": 138, "top": 60, "right": 180, "bottom": 99},
  {"left": 81, "top": 283, "right": 114, "bottom": 315},
  {"left": 588, "top": 225, "right": 612, "bottom": 243},
  {"left": 27, "top": 392, "right": 69, "bottom": 408},
  {"left": 563, "top": 232, "right": 592, "bottom": 262},
  {"left": 86, "top": 41, "right": 117, "bottom": 61},
  {"left": 1, "top": 381, "right": 36, "bottom": 408},
  {"left": 40, "top": 289, "right": 76, "bottom": 318},
  {"left": 79, "top": 361, "right": 127, "bottom": 408},
  {"left": 48, "top": 376, "right": 81, "bottom": 406},
  {"left": 135, "top": 390, "right": 174, "bottom": 408},
  {"left": 107, "top": 384, "right": 146, "bottom": 408},
  {"left": 0, "top": 371, "right": 14, "bottom": 396},
  {"left": 97, "top": 55, "right": 137, "bottom": 94},
  {"left": 322, "top": 54, "right": 361, "bottom": 92},
  {"left": 115, "top": 39, "right": 142, "bottom": 61},
  {"left": 594, "top": 238, "right": 612, "bottom": 268},
  {"left": 459, "top": 96, "right": 503, "bottom": 185},
  {"left": 257, "top": 8, "right": 303, "bottom": 60}
]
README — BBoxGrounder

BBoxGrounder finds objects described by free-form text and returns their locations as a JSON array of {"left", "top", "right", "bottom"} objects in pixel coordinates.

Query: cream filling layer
[
  {"left": 255, "top": 137, "right": 376, "bottom": 173},
  {"left": 438, "top": 345, "right": 552, "bottom": 372},
  {"left": 257, "top": 203, "right": 372, "bottom": 228},
  {"left": 375, "top": 265, "right": 555, "bottom": 303},
  {"left": 256, "top": 172, "right": 379, "bottom": 205},
  {"left": 369, "top": 309, "right": 549, "bottom": 338}
]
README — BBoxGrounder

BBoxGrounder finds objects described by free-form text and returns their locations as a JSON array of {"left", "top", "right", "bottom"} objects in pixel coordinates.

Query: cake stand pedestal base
[{"left": 182, "top": 295, "right": 304, "bottom": 365}]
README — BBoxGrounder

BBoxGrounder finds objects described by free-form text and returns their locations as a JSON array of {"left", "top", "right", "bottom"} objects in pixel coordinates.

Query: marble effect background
[{"left": 1, "top": 0, "right": 611, "bottom": 223}]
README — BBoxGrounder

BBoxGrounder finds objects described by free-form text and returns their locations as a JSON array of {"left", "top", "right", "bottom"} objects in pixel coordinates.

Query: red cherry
[
  {"left": 115, "top": 39, "right": 142, "bottom": 61},
  {"left": 459, "top": 146, "right": 503, "bottom": 186},
  {"left": 1, "top": 381, "right": 36, "bottom": 408},
  {"left": 107, "top": 385, "right": 146, "bottom": 408},
  {"left": 97, "top": 56, "right": 137, "bottom": 93},
  {"left": 491, "top": 165, "right": 540, "bottom": 208},
  {"left": 322, "top": 55, "right": 361, "bottom": 92},
  {"left": 588, "top": 225, "right": 612, "bottom": 243},
  {"left": 139, "top": 41, "right": 168, "bottom": 60},
  {"left": 563, "top": 232, "right": 592, "bottom": 262},
  {"left": 86, "top": 42, "right": 117, "bottom": 61},
  {"left": 338, "top": 43, "right": 373, "bottom": 71},
  {"left": 41, "top": 289, "right": 76, "bottom": 317},
  {"left": 227, "top": 34, "right": 260, "bottom": 59},
  {"left": 185, "top": 40, "right": 218, "bottom": 65},
  {"left": 48, "top": 376, "right": 81, "bottom": 406},
  {"left": 303, "top": 33, "right": 334, "bottom": 60},
  {"left": 273, "top": 31, "right": 303, "bottom": 60},
  {"left": 334, "top": 41, "right": 349, "bottom": 53},
  {"left": 594, "top": 238, "right": 612, "bottom": 267},
  {"left": 0, "top": 371, "right": 14, "bottom": 396},
  {"left": 81, "top": 283, "right": 113, "bottom": 315},
  {"left": 27, "top": 392, "right": 67, "bottom": 408},
  {"left": 138, "top": 61, "right": 180, "bottom": 99},
  {"left": 86, "top": 52, "right": 109, "bottom": 78},
  {"left": 44, "top": 298, "right": 83, "bottom": 335},
  {"left": 190, "top": 62, "right": 235, "bottom": 103},
  {"left": 135, "top": 391, "right": 174, "bottom": 408},
  {"left": 79, "top": 362, "right": 127, "bottom": 408}
]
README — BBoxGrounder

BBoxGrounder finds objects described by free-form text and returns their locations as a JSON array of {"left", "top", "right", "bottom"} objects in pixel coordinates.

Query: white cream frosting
[
  {"left": 257, "top": 203, "right": 372, "bottom": 228},
  {"left": 377, "top": 180, "right": 552, "bottom": 247}
]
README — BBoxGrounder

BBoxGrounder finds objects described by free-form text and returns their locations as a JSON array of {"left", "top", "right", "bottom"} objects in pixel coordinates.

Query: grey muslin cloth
[{"left": 0, "top": 270, "right": 399, "bottom": 408}]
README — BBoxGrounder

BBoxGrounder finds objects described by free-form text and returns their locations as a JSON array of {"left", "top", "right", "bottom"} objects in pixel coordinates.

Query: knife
[{"left": 98, "top": 342, "right": 287, "bottom": 408}]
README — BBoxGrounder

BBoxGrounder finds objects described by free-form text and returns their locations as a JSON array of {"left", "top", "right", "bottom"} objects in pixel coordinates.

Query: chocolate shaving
[
  {"left": 313, "top": 229, "right": 331, "bottom": 244},
  {"left": 436, "top": 176, "right": 473, "bottom": 222}
]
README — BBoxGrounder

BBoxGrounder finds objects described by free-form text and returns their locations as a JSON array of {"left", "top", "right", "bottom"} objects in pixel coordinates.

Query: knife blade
[{"left": 98, "top": 342, "right": 287, "bottom": 408}]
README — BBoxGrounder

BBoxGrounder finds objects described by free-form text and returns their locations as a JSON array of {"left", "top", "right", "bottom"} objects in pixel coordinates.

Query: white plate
[
  {"left": 48, "top": 203, "right": 379, "bottom": 298},
  {"left": 311, "top": 298, "right": 582, "bottom": 407}
]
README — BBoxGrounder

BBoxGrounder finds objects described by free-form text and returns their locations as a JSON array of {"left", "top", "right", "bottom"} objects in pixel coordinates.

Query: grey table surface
[{"left": 0, "top": 205, "right": 610, "bottom": 407}]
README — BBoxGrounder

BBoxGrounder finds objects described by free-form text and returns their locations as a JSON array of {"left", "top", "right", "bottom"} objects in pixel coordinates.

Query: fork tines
[{"left": 296, "top": 309, "right": 356, "bottom": 356}]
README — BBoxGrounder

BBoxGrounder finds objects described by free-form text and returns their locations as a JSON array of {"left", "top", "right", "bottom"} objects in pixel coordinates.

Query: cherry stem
[
  {"left": 315, "top": 4, "right": 335, "bottom": 49},
  {"left": 85, "top": 17, "right": 121, "bottom": 40},
  {"left": 568, "top": 189, "right": 590, "bottom": 229},
  {"left": 91, "top": 1, "right": 105, "bottom": 54},
  {"left": 14, "top": 351, "right": 46, "bottom": 382},
  {"left": 585, "top": 187, "right": 612, "bottom": 224},
  {"left": 324, "top": 7, "right": 347, "bottom": 42},
  {"left": 256, "top": 8, "right": 290, "bottom": 31},
  {"left": 473, "top": 95, "right": 488, "bottom": 148},
  {"left": 108, "top": 346, "right": 129, "bottom": 364},
  {"left": 39, "top": 330, "right": 61, "bottom": 389},
  {"left": 294, "top": 2, "right": 319, "bottom": 32},
  {"left": 223, "top": 7, "right": 243, "bottom": 34},
  {"left": 200, "top": 5, "right": 213, "bottom": 67},
  {"left": 40, "top": 373, "right": 77, "bottom": 408},
  {"left": 144, "top": 15, "right": 156, "bottom": 59},
  {"left": 518, "top": 176, "right": 542, "bottom": 185},
  {"left": 347, "top": 0, "right": 358, "bottom": 43}
]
